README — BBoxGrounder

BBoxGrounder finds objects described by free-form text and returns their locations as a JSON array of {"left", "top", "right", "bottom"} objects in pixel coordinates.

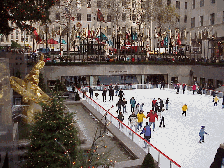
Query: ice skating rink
[{"left": 90, "top": 88, "right": 224, "bottom": 168}]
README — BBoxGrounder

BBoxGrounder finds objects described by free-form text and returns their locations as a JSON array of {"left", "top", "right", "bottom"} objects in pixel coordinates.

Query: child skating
[{"left": 199, "top": 126, "right": 209, "bottom": 143}]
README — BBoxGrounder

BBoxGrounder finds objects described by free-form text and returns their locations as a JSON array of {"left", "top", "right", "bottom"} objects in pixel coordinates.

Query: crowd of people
[{"left": 85, "top": 82, "right": 223, "bottom": 148}]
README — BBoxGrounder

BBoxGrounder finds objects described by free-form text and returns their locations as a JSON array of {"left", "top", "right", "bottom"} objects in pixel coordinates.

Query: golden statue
[{"left": 10, "top": 54, "right": 51, "bottom": 123}]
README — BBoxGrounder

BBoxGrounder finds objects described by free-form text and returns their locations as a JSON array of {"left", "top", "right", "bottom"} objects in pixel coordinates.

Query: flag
[
  {"left": 33, "top": 30, "right": 42, "bottom": 44},
  {"left": 97, "top": 9, "right": 104, "bottom": 22}
]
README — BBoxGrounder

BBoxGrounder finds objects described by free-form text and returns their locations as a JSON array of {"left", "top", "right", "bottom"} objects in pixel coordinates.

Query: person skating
[
  {"left": 89, "top": 87, "right": 93, "bottom": 98},
  {"left": 117, "top": 110, "right": 124, "bottom": 129},
  {"left": 222, "top": 96, "right": 224, "bottom": 109},
  {"left": 130, "top": 97, "right": 136, "bottom": 112},
  {"left": 182, "top": 104, "right": 188, "bottom": 116},
  {"left": 137, "top": 110, "right": 146, "bottom": 131},
  {"left": 122, "top": 98, "right": 127, "bottom": 113},
  {"left": 140, "top": 103, "right": 144, "bottom": 112},
  {"left": 135, "top": 103, "right": 140, "bottom": 115},
  {"left": 102, "top": 88, "right": 107, "bottom": 102},
  {"left": 159, "top": 98, "right": 164, "bottom": 112},
  {"left": 118, "top": 88, "right": 124, "bottom": 99},
  {"left": 159, "top": 109, "right": 165, "bottom": 128},
  {"left": 214, "top": 96, "right": 219, "bottom": 106},
  {"left": 165, "top": 98, "right": 169, "bottom": 110},
  {"left": 140, "top": 122, "right": 151, "bottom": 148},
  {"left": 176, "top": 83, "right": 180, "bottom": 94},
  {"left": 116, "top": 98, "right": 122, "bottom": 112},
  {"left": 152, "top": 98, "right": 157, "bottom": 111},
  {"left": 199, "top": 126, "right": 209, "bottom": 143},
  {"left": 114, "top": 83, "right": 119, "bottom": 96},
  {"left": 128, "top": 112, "right": 138, "bottom": 134},
  {"left": 146, "top": 110, "right": 158, "bottom": 131},
  {"left": 182, "top": 83, "right": 186, "bottom": 94},
  {"left": 192, "top": 84, "right": 197, "bottom": 95},
  {"left": 109, "top": 86, "right": 114, "bottom": 101}
]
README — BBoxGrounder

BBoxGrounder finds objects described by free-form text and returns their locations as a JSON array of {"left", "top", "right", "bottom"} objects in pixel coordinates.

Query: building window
[
  {"left": 167, "top": 0, "right": 171, "bottom": 6},
  {"left": 176, "top": 16, "right": 180, "bottom": 22},
  {"left": 211, "top": 0, "right": 215, "bottom": 3},
  {"left": 56, "top": 13, "right": 60, "bottom": 20},
  {"left": 184, "top": 15, "right": 187, "bottom": 23},
  {"left": 122, "top": 0, "right": 126, "bottom": 7},
  {"left": 6, "top": 35, "right": 9, "bottom": 42},
  {"left": 16, "top": 30, "right": 19, "bottom": 41},
  {"left": 0, "top": 35, "right": 4, "bottom": 42},
  {"left": 122, "top": 13, "right": 126, "bottom": 21},
  {"left": 122, "top": 27, "right": 126, "bottom": 35},
  {"left": 200, "top": 0, "right": 204, "bottom": 7},
  {"left": 107, "top": 28, "right": 111, "bottom": 35},
  {"left": 132, "top": 0, "right": 136, "bottom": 8},
  {"left": 97, "top": 1, "right": 102, "bottom": 8},
  {"left": 191, "top": 17, "right": 195, "bottom": 28},
  {"left": 87, "top": 14, "right": 91, "bottom": 21},
  {"left": 77, "top": 13, "right": 81, "bottom": 21},
  {"left": 192, "top": 0, "right": 195, "bottom": 9},
  {"left": 55, "top": 0, "right": 60, "bottom": 6},
  {"left": 185, "top": 2, "right": 187, "bottom": 9},
  {"left": 87, "top": 0, "right": 91, "bottom": 8},
  {"left": 176, "top": 1, "right": 180, "bottom": 9},
  {"left": 210, "top": 13, "right": 215, "bottom": 25},
  {"left": 132, "top": 14, "right": 136, "bottom": 21},
  {"left": 26, "top": 35, "right": 28, "bottom": 42},
  {"left": 200, "top": 16, "right": 203, "bottom": 26},
  {"left": 107, "top": 15, "right": 111, "bottom": 22}
]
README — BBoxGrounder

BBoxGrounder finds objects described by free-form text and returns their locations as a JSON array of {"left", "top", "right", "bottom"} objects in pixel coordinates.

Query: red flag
[
  {"left": 97, "top": 9, "right": 104, "bottom": 22},
  {"left": 33, "top": 30, "right": 42, "bottom": 44}
]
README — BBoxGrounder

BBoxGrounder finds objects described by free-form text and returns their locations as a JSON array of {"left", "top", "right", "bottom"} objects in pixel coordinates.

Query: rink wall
[{"left": 42, "top": 64, "right": 224, "bottom": 86}]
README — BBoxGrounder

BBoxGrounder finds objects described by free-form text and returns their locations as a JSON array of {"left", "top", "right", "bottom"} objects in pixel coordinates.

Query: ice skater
[
  {"left": 130, "top": 97, "right": 136, "bottom": 112},
  {"left": 214, "top": 96, "right": 219, "bottom": 106},
  {"left": 199, "top": 126, "right": 209, "bottom": 143},
  {"left": 222, "top": 96, "right": 224, "bottom": 109},
  {"left": 159, "top": 109, "right": 165, "bottom": 128},
  {"left": 165, "top": 98, "right": 169, "bottom": 110},
  {"left": 182, "top": 104, "right": 188, "bottom": 116},
  {"left": 140, "top": 122, "right": 151, "bottom": 148},
  {"left": 146, "top": 110, "right": 158, "bottom": 131}
]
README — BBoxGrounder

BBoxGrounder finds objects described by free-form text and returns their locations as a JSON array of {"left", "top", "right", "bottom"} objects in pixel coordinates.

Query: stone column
[{"left": 90, "top": 76, "right": 94, "bottom": 86}]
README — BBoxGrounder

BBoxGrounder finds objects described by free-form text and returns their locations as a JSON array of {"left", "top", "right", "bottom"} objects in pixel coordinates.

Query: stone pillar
[
  {"left": 89, "top": 76, "right": 94, "bottom": 86},
  {"left": 136, "top": 75, "right": 141, "bottom": 84},
  {"left": 141, "top": 75, "right": 145, "bottom": 84}
]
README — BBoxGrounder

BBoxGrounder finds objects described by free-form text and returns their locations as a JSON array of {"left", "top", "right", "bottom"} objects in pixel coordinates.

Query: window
[
  {"left": 132, "top": 0, "right": 136, "bottom": 8},
  {"left": 87, "top": 0, "right": 91, "bottom": 8},
  {"left": 200, "top": 16, "right": 203, "bottom": 26},
  {"left": 56, "top": 13, "right": 60, "bottom": 20},
  {"left": 176, "top": 16, "right": 180, "bottom": 22},
  {"left": 192, "top": 0, "right": 195, "bottom": 9},
  {"left": 107, "top": 15, "right": 111, "bottom": 22},
  {"left": 16, "top": 30, "right": 19, "bottom": 40},
  {"left": 77, "top": 13, "right": 81, "bottom": 21},
  {"left": 122, "top": 0, "right": 126, "bottom": 7},
  {"left": 97, "top": 1, "right": 102, "bottom": 8},
  {"left": 176, "top": 1, "right": 180, "bottom": 9},
  {"left": 122, "top": 27, "right": 126, "bottom": 34},
  {"left": 210, "top": 13, "right": 215, "bottom": 25},
  {"left": 122, "top": 13, "right": 126, "bottom": 21},
  {"left": 107, "top": 28, "right": 111, "bottom": 35},
  {"left": 191, "top": 17, "right": 195, "bottom": 28},
  {"left": 184, "top": 15, "right": 187, "bottom": 23},
  {"left": 55, "top": 0, "right": 60, "bottom": 6},
  {"left": 87, "top": 14, "right": 91, "bottom": 21},
  {"left": 200, "top": 0, "right": 204, "bottom": 7},
  {"left": 185, "top": 2, "right": 187, "bottom": 9},
  {"left": 132, "top": 14, "right": 136, "bottom": 21},
  {"left": 167, "top": 0, "right": 171, "bottom": 6},
  {"left": 211, "top": 0, "right": 215, "bottom": 3}
]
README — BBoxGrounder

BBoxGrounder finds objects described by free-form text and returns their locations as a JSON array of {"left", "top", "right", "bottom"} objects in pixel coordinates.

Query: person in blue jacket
[
  {"left": 140, "top": 122, "right": 151, "bottom": 148},
  {"left": 199, "top": 126, "right": 209, "bottom": 143},
  {"left": 130, "top": 97, "right": 136, "bottom": 112}
]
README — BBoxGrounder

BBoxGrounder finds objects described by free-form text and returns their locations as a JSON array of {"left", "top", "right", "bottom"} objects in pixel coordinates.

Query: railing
[{"left": 75, "top": 87, "right": 181, "bottom": 168}]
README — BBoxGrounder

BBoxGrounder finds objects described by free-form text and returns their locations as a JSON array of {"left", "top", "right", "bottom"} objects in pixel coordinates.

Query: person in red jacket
[
  {"left": 192, "top": 84, "right": 197, "bottom": 95},
  {"left": 146, "top": 110, "right": 158, "bottom": 131},
  {"left": 152, "top": 98, "right": 157, "bottom": 111}
]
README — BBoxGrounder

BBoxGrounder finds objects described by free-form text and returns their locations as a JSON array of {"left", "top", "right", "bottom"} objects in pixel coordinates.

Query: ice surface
[{"left": 86, "top": 88, "right": 224, "bottom": 168}]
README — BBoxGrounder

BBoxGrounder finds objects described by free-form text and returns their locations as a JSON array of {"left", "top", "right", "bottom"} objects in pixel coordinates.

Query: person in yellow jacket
[
  {"left": 137, "top": 110, "right": 146, "bottom": 130},
  {"left": 182, "top": 104, "right": 188, "bottom": 116},
  {"left": 214, "top": 96, "right": 219, "bottom": 106}
]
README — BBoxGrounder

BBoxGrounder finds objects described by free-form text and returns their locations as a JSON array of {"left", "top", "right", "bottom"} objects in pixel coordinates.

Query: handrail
[{"left": 76, "top": 87, "right": 181, "bottom": 167}]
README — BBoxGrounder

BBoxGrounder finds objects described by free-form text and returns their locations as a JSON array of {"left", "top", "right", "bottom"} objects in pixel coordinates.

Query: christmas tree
[
  {"left": 141, "top": 153, "right": 156, "bottom": 168},
  {"left": 25, "top": 93, "right": 83, "bottom": 168}
]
